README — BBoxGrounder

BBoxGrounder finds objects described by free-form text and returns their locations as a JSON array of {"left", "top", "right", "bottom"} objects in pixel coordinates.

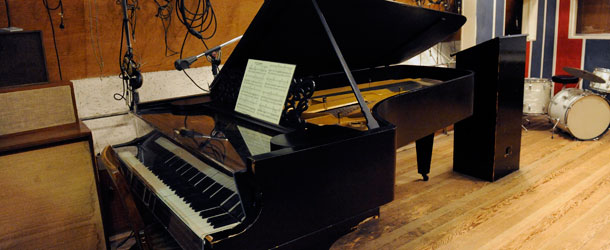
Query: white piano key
[{"left": 117, "top": 150, "right": 241, "bottom": 238}]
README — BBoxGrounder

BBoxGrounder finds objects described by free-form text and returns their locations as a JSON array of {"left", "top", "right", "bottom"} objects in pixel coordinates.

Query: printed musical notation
[
  {"left": 237, "top": 126, "right": 272, "bottom": 156},
  {"left": 235, "top": 59, "right": 296, "bottom": 124}
]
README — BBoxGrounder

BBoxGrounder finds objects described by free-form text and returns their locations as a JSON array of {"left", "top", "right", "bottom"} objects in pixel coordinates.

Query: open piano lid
[{"left": 210, "top": 0, "right": 466, "bottom": 105}]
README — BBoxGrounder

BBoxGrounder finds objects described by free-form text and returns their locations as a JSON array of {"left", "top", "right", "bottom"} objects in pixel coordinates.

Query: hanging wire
[
  {"left": 88, "top": 0, "right": 104, "bottom": 77},
  {"left": 42, "top": 0, "right": 64, "bottom": 80},
  {"left": 115, "top": 20, "right": 132, "bottom": 108},
  {"left": 153, "top": 0, "right": 178, "bottom": 56},
  {"left": 4, "top": 0, "right": 11, "bottom": 27},
  {"left": 174, "top": 0, "right": 217, "bottom": 92}
]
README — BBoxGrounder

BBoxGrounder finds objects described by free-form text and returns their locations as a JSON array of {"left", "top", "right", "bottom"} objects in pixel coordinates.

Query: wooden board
[
  {"left": 0, "top": 141, "right": 105, "bottom": 249},
  {"left": 0, "top": 0, "right": 262, "bottom": 81}
]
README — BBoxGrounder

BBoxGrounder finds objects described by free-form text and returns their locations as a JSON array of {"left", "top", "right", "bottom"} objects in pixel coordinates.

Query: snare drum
[
  {"left": 523, "top": 78, "right": 552, "bottom": 115},
  {"left": 589, "top": 68, "right": 610, "bottom": 93},
  {"left": 549, "top": 88, "right": 610, "bottom": 140}
]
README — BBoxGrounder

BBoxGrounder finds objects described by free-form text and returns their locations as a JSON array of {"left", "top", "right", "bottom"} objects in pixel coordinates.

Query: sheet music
[
  {"left": 237, "top": 126, "right": 272, "bottom": 156},
  {"left": 235, "top": 59, "right": 296, "bottom": 124}
]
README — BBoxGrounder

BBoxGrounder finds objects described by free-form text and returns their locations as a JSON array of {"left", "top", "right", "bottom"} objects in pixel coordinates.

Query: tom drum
[
  {"left": 523, "top": 78, "right": 552, "bottom": 115},
  {"left": 589, "top": 68, "right": 610, "bottom": 94},
  {"left": 549, "top": 88, "right": 610, "bottom": 140}
]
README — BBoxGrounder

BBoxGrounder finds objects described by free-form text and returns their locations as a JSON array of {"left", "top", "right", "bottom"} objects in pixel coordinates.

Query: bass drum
[
  {"left": 549, "top": 88, "right": 610, "bottom": 140},
  {"left": 523, "top": 78, "right": 552, "bottom": 115}
]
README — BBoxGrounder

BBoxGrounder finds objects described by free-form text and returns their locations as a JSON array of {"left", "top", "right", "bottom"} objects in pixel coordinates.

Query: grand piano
[{"left": 105, "top": 0, "right": 474, "bottom": 249}]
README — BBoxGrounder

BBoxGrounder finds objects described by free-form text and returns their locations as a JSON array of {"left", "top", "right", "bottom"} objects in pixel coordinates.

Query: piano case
[{"left": 114, "top": 0, "right": 474, "bottom": 249}]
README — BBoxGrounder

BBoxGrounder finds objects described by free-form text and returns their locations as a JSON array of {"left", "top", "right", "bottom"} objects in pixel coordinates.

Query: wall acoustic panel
[
  {"left": 0, "top": 82, "right": 77, "bottom": 135},
  {"left": 0, "top": 141, "right": 106, "bottom": 249}
]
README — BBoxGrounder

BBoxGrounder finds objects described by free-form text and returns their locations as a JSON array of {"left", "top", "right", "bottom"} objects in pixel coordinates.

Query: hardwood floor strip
[
  {"left": 360, "top": 139, "right": 600, "bottom": 249},
  {"left": 468, "top": 154, "right": 610, "bottom": 250},
  {"left": 331, "top": 129, "right": 610, "bottom": 250},
  {"left": 539, "top": 182, "right": 610, "bottom": 250},
  {"left": 501, "top": 165, "right": 610, "bottom": 250}
]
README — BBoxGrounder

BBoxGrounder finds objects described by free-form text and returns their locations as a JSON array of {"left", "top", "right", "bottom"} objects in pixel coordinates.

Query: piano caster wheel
[{"left": 421, "top": 174, "right": 429, "bottom": 181}]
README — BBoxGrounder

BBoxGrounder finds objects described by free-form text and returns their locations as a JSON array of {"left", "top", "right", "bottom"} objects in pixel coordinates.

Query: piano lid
[{"left": 211, "top": 0, "right": 466, "bottom": 99}]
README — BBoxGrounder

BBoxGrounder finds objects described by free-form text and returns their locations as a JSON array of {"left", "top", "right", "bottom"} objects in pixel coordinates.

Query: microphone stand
[
  {"left": 174, "top": 35, "right": 243, "bottom": 76},
  {"left": 120, "top": 0, "right": 140, "bottom": 112}
]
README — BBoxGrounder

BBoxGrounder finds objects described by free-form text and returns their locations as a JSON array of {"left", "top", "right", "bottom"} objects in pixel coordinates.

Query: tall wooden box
[{"left": 453, "top": 35, "right": 526, "bottom": 181}]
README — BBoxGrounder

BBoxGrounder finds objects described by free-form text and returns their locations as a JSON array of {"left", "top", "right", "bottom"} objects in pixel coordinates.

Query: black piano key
[
  {"left": 193, "top": 177, "right": 214, "bottom": 193},
  {"left": 190, "top": 196, "right": 218, "bottom": 211},
  {"left": 213, "top": 216, "right": 238, "bottom": 228},
  {"left": 201, "top": 183, "right": 222, "bottom": 198},
  {"left": 163, "top": 155, "right": 180, "bottom": 166},
  {"left": 175, "top": 164, "right": 193, "bottom": 175},
  {"left": 182, "top": 193, "right": 206, "bottom": 205},
  {"left": 154, "top": 150, "right": 174, "bottom": 164},
  {"left": 167, "top": 158, "right": 185, "bottom": 169},
  {"left": 187, "top": 172, "right": 204, "bottom": 185},
  {"left": 221, "top": 194, "right": 240, "bottom": 211},
  {"left": 208, "top": 214, "right": 237, "bottom": 228},
  {"left": 209, "top": 187, "right": 233, "bottom": 204},
  {"left": 173, "top": 161, "right": 189, "bottom": 172},
  {"left": 199, "top": 207, "right": 224, "bottom": 218},
  {"left": 229, "top": 204, "right": 244, "bottom": 219},
  {"left": 173, "top": 183, "right": 197, "bottom": 197},
  {"left": 180, "top": 167, "right": 199, "bottom": 180}
]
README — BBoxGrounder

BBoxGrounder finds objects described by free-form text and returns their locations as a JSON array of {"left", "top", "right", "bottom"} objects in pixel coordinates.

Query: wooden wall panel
[{"left": 0, "top": 0, "right": 262, "bottom": 81}]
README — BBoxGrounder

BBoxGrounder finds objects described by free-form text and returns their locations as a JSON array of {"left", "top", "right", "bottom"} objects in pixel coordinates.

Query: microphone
[
  {"left": 173, "top": 35, "right": 242, "bottom": 71},
  {"left": 173, "top": 128, "right": 228, "bottom": 141},
  {"left": 59, "top": 16, "right": 65, "bottom": 29},
  {"left": 174, "top": 56, "right": 198, "bottom": 71}
]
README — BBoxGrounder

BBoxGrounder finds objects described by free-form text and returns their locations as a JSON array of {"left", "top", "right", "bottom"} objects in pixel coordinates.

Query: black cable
[
  {"left": 175, "top": 0, "right": 217, "bottom": 48},
  {"left": 183, "top": 69, "right": 209, "bottom": 92},
  {"left": 115, "top": 19, "right": 131, "bottom": 108},
  {"left": 128, "top": 0, "right": 137, "bottom": 40},
  {"left": 4, "top": 0, "right": 10, "bottom": 27},
  {"left": 153, "top": 0, "right": 178, "bottom": 56},
  {"left": 178, "top": 29, "right": 209, "bottom": 92},
  {"left": 175, "top": 0, "right": 218, "bottom": 93},
  {"left": 42, "top": 0, "right": 64, "bottom": 80}
]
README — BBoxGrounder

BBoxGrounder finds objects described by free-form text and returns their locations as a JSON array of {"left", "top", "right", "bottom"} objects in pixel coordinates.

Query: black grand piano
[{"left": 106, "top": 0, "right": 474, "bottom": 249}]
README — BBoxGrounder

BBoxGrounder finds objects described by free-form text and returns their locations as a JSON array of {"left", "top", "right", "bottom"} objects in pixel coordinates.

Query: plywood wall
[
  {"left": 0, "top": 0, "right": 262, "bottom": 81},
  {"left": 0, "top": 0, "right": 464, "bottom": 82}
]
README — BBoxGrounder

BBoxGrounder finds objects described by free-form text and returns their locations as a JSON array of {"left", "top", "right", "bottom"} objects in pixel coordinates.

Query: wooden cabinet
[{"left": 0, "top": 82, "right": 106, "bottom": 249}]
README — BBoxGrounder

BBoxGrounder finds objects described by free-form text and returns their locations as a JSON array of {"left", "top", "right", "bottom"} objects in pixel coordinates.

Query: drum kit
[{"left": 522, "top": 67, "right": 610, "bottom": 140}]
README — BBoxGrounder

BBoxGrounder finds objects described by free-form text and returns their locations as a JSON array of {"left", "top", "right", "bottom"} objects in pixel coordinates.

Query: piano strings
[{"left": 303, "top": 78, "right": 437, "bottom": 130}]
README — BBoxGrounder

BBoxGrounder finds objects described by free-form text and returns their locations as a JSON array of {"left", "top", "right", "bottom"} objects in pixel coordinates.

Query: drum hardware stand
[
  {"left": 550, "top": 118, "right": 560, "bottom": 139},
  {"left": 521, "top": 116, "right": 531, "bottom": 132}
]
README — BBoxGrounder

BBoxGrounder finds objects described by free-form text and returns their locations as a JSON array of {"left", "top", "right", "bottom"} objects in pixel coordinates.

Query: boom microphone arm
[{"left": 174, "top": 35, "right": 242, "bottom": 71}]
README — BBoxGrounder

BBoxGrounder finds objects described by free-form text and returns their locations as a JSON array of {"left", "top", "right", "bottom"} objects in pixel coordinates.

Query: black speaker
[
  {"left": 0, "top": 30, "right": 49, "bottom": 87},
  {"left": 453, "top": 35, "right": 526, "bottom": 181}
]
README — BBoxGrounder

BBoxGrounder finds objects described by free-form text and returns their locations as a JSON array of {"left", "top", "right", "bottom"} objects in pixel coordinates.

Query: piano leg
[{"left": 416, "top": 133, "right": 434, "bottom": 181}]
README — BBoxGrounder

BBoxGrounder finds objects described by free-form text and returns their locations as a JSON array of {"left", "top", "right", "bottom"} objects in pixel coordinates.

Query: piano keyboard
[{"left": 116, "top": 136, "right": 245, "bottom": 239}]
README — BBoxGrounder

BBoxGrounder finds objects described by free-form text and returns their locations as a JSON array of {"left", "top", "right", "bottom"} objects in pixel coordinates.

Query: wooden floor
[{"left": 332, "top": 119, "right": 610, "bottom": 250}]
